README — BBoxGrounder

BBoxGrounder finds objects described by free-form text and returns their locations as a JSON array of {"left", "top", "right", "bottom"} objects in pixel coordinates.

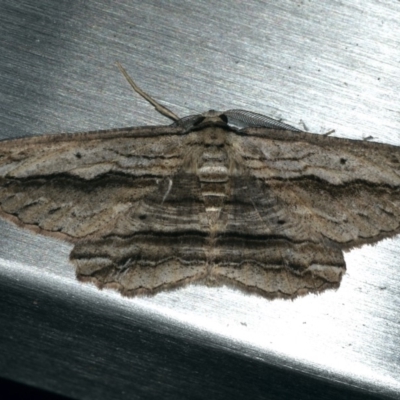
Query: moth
[{"left": 1, "top": 63, "right": 400, "bottom": 299}]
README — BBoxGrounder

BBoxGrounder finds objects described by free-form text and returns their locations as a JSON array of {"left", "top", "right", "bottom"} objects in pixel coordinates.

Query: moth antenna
[
  {"left": 323, "top": 129, "right": 335, "bottom": 136},
  {"left": 116, "top": 62, "right": 180, "bottom": 122}
]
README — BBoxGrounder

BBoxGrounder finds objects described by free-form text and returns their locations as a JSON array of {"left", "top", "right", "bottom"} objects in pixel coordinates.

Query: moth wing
[
  {"left": 231, "top": 128, "right": 400, "bottom": 247},
  {"left": 71, "top": 171, "right": 211, "bottom": 296},
  {"left": 0, "top": 125, "right": 186, "bottom": 240}
]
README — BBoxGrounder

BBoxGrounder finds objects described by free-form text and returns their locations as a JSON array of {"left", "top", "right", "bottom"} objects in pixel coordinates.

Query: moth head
[
  {"left": 176, "top": 111, "right": 231, "bottom": 132},
  {"left": 194, "top": 110, "right": 229, "bottom": 127}
]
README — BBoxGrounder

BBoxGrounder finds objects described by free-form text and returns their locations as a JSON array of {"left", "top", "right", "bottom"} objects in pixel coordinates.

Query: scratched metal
[{"left": 0, "top": 0, "right": 399, "bottom": 399}]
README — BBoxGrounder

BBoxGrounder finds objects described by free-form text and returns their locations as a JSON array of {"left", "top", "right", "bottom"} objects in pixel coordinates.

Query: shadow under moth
[{"left": 1, "top": 63, "right": 400, "bottom": 299}]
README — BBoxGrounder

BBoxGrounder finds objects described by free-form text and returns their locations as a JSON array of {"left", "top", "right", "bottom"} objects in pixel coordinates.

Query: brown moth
[{"left": 1, "top": 63, "right": 400, "bottom": 299}]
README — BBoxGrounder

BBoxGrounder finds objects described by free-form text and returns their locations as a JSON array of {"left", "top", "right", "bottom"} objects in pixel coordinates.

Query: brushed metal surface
[{"left": 0, "top": 0, "right": 399, "bottom": 399}]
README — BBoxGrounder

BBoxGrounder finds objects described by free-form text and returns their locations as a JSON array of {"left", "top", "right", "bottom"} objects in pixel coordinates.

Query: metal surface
[{"left": 0, "top": 0, "right": 399, "bottom": 399}]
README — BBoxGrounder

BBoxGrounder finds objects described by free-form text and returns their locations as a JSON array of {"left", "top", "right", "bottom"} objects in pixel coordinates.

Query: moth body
[{"left": 1, "top": 66, "right": 399, "bottom": 299}]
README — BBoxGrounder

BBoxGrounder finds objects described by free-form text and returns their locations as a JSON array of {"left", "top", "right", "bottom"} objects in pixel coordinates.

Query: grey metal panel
[{"left": 0, "top": 0, "right": 399, "bottom": 399}]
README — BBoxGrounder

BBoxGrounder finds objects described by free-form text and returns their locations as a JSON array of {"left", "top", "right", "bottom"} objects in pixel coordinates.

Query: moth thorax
[{"left": 201, "top": 126, "right": 226, "bottom": 146}]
